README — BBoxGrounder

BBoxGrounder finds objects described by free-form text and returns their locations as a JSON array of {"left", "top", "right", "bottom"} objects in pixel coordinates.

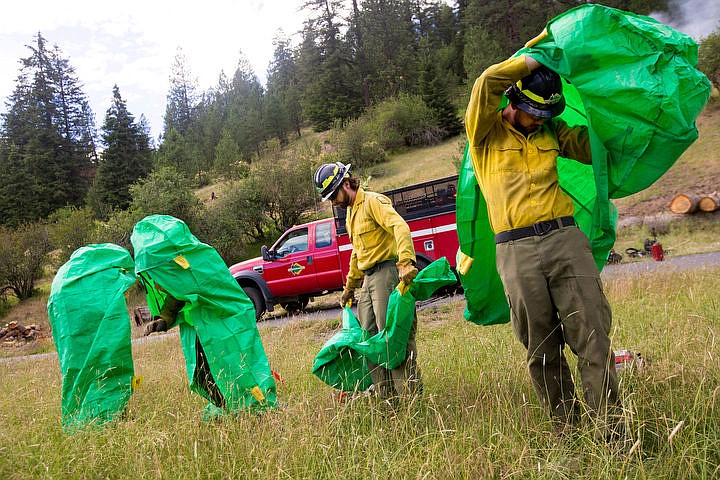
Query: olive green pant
[
  {"left": 358, "top": 261, "right": 423, "bottom": 399},
  {"left": 496, "top": 226, "right": 619, "bottom": 424}
]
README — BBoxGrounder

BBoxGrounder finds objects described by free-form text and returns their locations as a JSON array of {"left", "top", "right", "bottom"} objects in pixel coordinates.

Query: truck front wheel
[{"left": 241, "top": 286, "right": 264, "bottom": 321}]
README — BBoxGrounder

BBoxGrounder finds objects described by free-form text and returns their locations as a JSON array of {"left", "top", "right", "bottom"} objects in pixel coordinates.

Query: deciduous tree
[{"left": 699, "top": 25, "right": 720, "bottom": 91}]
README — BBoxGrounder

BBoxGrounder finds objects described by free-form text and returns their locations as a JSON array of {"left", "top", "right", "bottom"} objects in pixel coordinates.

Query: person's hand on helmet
[
  {"left": 340, "top": 288, "right": 355, "bottom": 307},
  {"left": 397, "top": 260, "right": 418, "bottom": 286}
]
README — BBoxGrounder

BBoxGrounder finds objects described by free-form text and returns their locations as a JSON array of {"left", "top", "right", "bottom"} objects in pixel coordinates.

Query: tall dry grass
[{"left": 1, "top": 265, "right": 718, "bottom": 479}]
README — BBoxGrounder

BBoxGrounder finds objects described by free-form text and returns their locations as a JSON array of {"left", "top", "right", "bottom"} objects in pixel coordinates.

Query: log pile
[
  {"left": 0, "top": 321, "right": 42, "bottom": 344},
  {"left": 669, "top": 191, "right": 719, "bottom": 214}
]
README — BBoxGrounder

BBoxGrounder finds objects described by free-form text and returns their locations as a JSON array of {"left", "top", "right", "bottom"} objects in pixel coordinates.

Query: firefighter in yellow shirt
[
  {"left": 314, "top": 162, "right": 422, "bottom": 401},
  {"left": 466, "top": 53, "right": 620, "bottom": 434}
]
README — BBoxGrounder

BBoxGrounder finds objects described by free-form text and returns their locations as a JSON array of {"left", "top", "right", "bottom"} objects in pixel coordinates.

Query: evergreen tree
[
  {"left": 356, "top": 0, "right": 419, "bottom": 100},
  {"left": 298, "top": 1, "right": 363, "bottom": 131},
  {"left": 0, "top": 33, "right": 96, "bottom": 225},
  {"left": 87, "top": 85, "right": 152, "bottom": 217},
  {"left": 226, "top": 54, "right": 267, "bottom": 159},
  {"left": 0, "top": 145, "right": 37, "bottom": 225},
  {"left": 420, "top": 61, "right": 463, "bottom": 138},
  {"left": 265, "top": 32, "right": 303, "bottom": 144},
  {"left": 213, "top": 128, "right": 249, "bottom": 179},
  {"left": 164, "top": 48, "right": 199, "bottom": 137}
]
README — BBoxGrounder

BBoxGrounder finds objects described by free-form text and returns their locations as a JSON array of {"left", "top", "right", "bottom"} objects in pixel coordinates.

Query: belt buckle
[{"left": 533, "top": 221, "right": 553, "bottom": 236}]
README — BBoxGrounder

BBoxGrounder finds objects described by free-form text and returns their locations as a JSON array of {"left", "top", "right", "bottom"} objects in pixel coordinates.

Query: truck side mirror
[{"left": 261, "top": 245, "right": 272, "bottom": 261}]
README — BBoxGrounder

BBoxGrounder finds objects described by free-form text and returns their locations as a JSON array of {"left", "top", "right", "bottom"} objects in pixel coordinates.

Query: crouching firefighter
[{"left": 132, "top": 214, "right": 277, "bottom": 417}]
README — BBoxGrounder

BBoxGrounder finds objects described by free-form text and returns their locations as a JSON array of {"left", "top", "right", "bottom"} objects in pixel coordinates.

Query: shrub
[
  {"left": 336, "top": 119, "right": 387, "bottom": 170},
  {"left": 0, "top": 223, "right": 52, "bottom": 300},
  {"left": 364, "top": 94, "right": 437, "bottom": 150},
  {"left": 128, "top": 166, "right": 201, "bottom": 227},
  {"left": 47, "top": 206, "right": 98, "bottom": 265}
]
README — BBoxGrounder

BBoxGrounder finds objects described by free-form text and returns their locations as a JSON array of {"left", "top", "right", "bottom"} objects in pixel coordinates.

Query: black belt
[
  {"left": 494, "top": 216, "right": 575, "bottom": 244},
  {"left": 362, "top": 259, "right": 396, "bottom": 276}
]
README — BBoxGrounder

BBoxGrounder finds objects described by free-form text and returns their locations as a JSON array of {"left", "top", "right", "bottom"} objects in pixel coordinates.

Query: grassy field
[{"left": 1, "top": 266, "right": 718, "bottom": 479}]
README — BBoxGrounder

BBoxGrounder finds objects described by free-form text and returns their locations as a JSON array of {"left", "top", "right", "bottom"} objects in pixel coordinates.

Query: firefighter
[
  {"left": 465, "top": 52, "right": 621, "bottom": 435},
  {"left": 314, "top": 162, "right": 422, "bottom": 401}
]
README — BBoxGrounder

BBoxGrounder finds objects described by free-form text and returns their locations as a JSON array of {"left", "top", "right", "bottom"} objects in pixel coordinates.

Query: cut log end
[
  {"left": 669, "top": 193, "right": 701, "bottom": 214},
  {"left": 698, "top": 192, "right": 720, "bottom": 213}
]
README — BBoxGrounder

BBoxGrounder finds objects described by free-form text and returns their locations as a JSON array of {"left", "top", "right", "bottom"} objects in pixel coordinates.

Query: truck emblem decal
[{"left": 288, "top": 263, "right": 305, "bottom": 275}]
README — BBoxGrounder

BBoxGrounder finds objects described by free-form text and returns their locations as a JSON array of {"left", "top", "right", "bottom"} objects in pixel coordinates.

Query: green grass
[
  {"left": 363, "top": 136, "right": 466, "bottom": 191},
  {"left": 614, "top": 213, "right": 720, "bottom": 259},
  {"left": 1, "top": 267, "right": 718, "bottom": 479},
  {"left": 1, "top": 95, "right": 719, "bottom": 479}
]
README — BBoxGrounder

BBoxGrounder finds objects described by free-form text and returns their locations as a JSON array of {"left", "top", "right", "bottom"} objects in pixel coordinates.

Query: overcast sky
[
  {"left": 0, "top": 0, "right": 718, "bottom": 142},
  {"left": 0, "top": 0, "right": 307, "bottom": 141}
]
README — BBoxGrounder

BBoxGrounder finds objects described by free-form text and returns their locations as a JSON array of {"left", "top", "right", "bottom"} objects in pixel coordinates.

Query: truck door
[
  {"left": 312, "top": 220, "right": 344, "bottom": 291},
  {"left": 263, "top": 226, "right": 319, "bottom": 297}
]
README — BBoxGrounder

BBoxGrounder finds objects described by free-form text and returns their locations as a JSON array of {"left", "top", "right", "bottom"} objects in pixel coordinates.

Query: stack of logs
[
  {"left": 669, "top": 191, "right": 720, "bottom": 214},
  {"left": 0, "top": 321, "right": 42, "bottom": 343}
]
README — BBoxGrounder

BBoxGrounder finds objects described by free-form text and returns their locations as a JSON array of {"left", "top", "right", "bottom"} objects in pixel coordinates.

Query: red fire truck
[{"left": 228, "top": 175, "right": 459, "bottom": 318}]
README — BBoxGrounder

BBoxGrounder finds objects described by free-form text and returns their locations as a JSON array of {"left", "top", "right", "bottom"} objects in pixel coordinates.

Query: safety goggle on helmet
[
  {"left": 314, "top": 162, "right": 351, "bottom": 201},
  {"left": 505, "top": 65, "right": 566, "bottom": 118}
]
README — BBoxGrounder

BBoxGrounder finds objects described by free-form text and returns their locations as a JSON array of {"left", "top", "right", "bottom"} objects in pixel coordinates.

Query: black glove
[{"left": 144, "top": 317, "right": 168, "bottom": 336}]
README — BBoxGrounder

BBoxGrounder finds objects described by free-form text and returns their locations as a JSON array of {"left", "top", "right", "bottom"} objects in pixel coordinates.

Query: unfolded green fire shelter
[
  {"left": 457, "top": 4, "right": 711, "bottom": 326},
  {"left": 47, "top": 243, "right": 137, "bottom": 432},
  {"left": 131, "top": 214, "right": 276, "bottom": 416},
  {"left": 313, "top": 258, "right": 457, "bottom": 391}
]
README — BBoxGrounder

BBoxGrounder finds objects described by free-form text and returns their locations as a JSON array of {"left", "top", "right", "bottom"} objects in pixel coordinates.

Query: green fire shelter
[
  {"left": 457, "top": 4, "right": 712, "bottom": 326},
  {"left": 131, "top": 214, "right": 277, "bottom": 417},
  {"left": 47, "top": 243, "right": 137, "bottom": 432}
]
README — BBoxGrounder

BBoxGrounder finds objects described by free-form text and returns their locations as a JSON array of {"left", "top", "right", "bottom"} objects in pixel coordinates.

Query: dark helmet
[
  {"left": 505, "top": 66, "right": 565, "bottom": 118},
  {"left": 314, "top": 162, "right": 351, "bottom": 201}
]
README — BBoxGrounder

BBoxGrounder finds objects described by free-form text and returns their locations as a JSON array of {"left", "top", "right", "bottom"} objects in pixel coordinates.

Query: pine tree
[
  {"left": 298, "top": 1, "right": 363, "bottom": 131},
  {"left": 86, "top": 85, "right": 152, "bottom": 217},
  {"left": 265, "top": 32, "right": 303, "bottom": 144},
  {"left": 164, "top": 48, "right": 199, "bottom": 137},
  {"left": 0, "top": 33, "right": 96, "bottom": 224},
  {"left": 226, "top": 54, "right": 266, "bottom": 159},
  {"left": 420, "top": 62, "right": 463, "bottom": 138}
]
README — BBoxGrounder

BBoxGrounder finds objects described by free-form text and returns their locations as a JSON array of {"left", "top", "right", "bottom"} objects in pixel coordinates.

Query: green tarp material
[
  {"left": 457, "top": 4, "right": 711, "bottom": 326},
  {"left": 131, "top": 214, "right": 276, "bottom": 415},
  {"left": 47, "top": 243, "right": 137, "bottom": 431},
  {"left": 313, "top": 258, "right": 457, "bottom": 391},
  {"left": 312, "top": 306, "right": 373, "bottom": 392}
]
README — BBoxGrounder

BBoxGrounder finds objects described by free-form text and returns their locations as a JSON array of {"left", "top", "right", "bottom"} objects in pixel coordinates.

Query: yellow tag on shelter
[{"left": 173, "top": 255, "right": 190, "bottom": 269}]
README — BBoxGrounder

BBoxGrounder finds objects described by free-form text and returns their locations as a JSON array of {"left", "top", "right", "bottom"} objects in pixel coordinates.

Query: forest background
[{"left": 1, "top": 0, "right": 719, "bottom": 305}]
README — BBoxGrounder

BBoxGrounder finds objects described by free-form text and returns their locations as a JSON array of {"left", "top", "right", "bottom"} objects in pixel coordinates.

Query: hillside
[{"left": 613, "top": 101, "right": 720, "bottom": 218}]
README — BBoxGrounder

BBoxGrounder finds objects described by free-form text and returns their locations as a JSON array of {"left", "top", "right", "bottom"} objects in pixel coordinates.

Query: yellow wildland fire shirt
[
  {"left": 345, "top": 187, "right": 416, "bottom": 290},
  {"left": 465, "top": 55, "right": 591, "bottom": 234}
]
